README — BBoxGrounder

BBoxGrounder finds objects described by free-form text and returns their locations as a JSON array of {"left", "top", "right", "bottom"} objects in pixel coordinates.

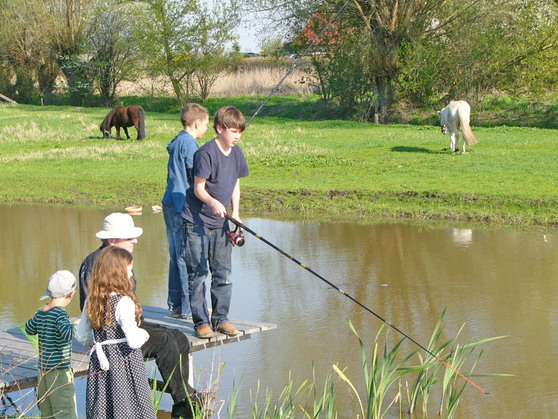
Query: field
[{"left": 0, "top": 98, "right": 557, "bottom": 227}]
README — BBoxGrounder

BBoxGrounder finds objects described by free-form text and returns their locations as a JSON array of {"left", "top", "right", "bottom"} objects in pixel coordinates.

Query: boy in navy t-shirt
[{"left": 182, "top": 106, "right": 249, "bottom": 339}]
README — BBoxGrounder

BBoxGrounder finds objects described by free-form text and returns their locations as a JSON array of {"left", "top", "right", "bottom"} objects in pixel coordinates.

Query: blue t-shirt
[
  {"left": 161, "top": 130, "right": 199, "bottom": 212},
  {"left": 182, "top": 139, "right": 249, "bottom": 228}
]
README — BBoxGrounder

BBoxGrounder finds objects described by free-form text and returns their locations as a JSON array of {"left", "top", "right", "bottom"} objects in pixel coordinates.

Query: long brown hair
[{"left": 86, "top": 246, "right": 143, "bottom": 330}]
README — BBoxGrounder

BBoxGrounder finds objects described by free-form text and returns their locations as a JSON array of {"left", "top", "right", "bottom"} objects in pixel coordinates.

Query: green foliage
[
  {"left": 134, "top": 0, "right": 241, "bottom": 106},
  {"left": 59, "top": 55, "right": 97, "bottom": 106}
]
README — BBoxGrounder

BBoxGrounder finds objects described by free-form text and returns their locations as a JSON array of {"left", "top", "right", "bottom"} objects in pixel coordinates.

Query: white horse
[{"left": 439, "top": 100, "right": 479, "bottom": 153}]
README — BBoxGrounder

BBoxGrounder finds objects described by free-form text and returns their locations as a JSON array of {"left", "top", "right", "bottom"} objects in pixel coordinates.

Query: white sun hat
[{"left": 96, "top": 213, "right": 143, "bottom": 240}]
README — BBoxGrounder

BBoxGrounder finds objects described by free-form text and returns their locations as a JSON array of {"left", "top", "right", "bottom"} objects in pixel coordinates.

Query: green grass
[{"left": 1, "top": 101, "right": 557, "bottom": 227}]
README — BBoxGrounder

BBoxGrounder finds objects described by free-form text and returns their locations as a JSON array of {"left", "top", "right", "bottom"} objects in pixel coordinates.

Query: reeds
[
  {"left": 117, "top": 65, "right": 315, "bottom": 98},
  {"left": 238, "top": 310, "right": 509, "bottom": 419}
]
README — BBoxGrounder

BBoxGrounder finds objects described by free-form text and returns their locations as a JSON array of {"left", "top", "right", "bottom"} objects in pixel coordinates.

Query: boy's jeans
[
  {"left": 163, "top": 204, "right": 191, "bottom": 317},
  {"left": 183, "top": 220, "right": 232, "bottom": 330}
]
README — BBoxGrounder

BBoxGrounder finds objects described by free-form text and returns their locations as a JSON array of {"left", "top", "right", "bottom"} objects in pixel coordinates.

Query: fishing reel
[{"left": 227, "top": 226, "right": 245, "bottom": 247}]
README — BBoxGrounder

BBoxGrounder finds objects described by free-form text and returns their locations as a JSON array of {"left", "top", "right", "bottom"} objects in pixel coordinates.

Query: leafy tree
[
  {"left": 134, "top": 0, "right": 240, "bottom": 106},
  {"left": 396, "top": 0, "right": 558, "bottom": 105},
  {"left": 250, "top": 0, "right": 558, "bottom": 121}
]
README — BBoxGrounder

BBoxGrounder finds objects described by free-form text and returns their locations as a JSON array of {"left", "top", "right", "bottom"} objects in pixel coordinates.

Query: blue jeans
[
  {"left": 163, "top": 204, "right": 191, "bottom": 317},
  {"left": 183, "top": 220, "right": 232, "bottom": 330}
]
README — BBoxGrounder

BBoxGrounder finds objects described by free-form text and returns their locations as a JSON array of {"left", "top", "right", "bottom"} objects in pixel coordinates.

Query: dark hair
[{"left": 213, "top": 106, "right": 246, "bottom": 133}]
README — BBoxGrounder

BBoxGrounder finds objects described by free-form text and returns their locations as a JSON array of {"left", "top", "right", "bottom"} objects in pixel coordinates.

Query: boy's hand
[{"left": 211, "top": 199, "right": 227, "bottom": 218}]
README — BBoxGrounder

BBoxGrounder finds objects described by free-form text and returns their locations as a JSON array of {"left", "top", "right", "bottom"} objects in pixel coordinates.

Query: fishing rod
[
  {"left": 225, "top": 214, "right": 489, "bottom": 394},
  {"left": 245, "top": 0, "right": 352, "bottom": 128}
]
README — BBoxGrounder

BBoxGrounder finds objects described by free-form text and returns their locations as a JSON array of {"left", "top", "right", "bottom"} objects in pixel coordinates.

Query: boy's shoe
[
  {"left": 195, "top": 325, "right": 214, "bottom": 339},
  {"left": 215, "top": 323, "right": 240, "bottom": 336},
  {"left": 171, "top": 311, "right": 192, "bottom": 320}
]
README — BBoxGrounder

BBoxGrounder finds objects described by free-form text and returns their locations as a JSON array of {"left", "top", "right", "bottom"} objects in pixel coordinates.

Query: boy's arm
[
  {"left": 57, "top": 311, "right": 76, "bottom": 342},
  {"left": 24, "top": 315, "right": 37, "bottom": 335},
  {"left": 230, "top": 178, "right": 241, "bottom": 222},
  {"left": 194, "top": 176, "right": 227, "bottom": 218}
]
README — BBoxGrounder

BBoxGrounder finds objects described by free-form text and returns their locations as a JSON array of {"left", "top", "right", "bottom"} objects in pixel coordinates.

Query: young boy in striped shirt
[{"left": 25, "top": 270, "right": 79, "bottom": 419}]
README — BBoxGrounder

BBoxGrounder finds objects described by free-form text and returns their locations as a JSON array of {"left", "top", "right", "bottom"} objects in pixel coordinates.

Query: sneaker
[
  {"left": 195, "top": 325, "right": 214, "bottom": 339},
  {"left": 215, "top": 323, "right": 240, "bottom": 336},
  {"left": 171, "top": 311, "right": 182, "bottom": 318}
]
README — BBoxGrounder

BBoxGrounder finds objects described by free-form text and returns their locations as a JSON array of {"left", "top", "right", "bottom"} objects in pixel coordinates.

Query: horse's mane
[{"left": 100, "top": 108, "right": 118, "bottom": 131}]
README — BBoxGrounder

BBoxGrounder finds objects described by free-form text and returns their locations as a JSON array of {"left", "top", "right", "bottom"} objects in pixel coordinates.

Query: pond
[{"left": 1, "top": 204, "right": 557, "bottom": 417}]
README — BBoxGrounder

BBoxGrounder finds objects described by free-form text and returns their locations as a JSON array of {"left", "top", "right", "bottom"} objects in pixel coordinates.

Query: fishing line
[
  {"left": 245, "top": 0, "right": 352, "bottom": 128},
  {"left": 225, "top": 214, "right": 489, "bottom": 394}
]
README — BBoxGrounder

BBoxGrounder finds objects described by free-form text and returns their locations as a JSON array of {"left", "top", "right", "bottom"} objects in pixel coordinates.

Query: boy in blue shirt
[
  {"left": 162, "top": 104, "right": 210, "bottom": 319},
  {"left": 182, "top": 106, "right": 249, "bottom": 339},
  {"left": 25, "top": 270, "right": 79, "bottom": 419}
]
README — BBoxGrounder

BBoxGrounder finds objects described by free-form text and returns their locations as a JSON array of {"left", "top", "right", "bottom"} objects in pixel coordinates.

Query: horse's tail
[
  {"left": 461, "top": 122, "right": 479, "bottom": 146},
  {"left": 137, "top": 107, "right": 146, "bottom": 140},
  {"left": 458, "top": 102, "right": 479, "bottom": 146}
]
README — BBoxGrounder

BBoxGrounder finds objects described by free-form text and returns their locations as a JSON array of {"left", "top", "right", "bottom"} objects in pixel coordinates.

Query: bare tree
[
  {"left": 0, "top": 0, "right": 59, "bottom": 102},
  {"left": 45, "top": 0, "right": 95, "bottom": 104},
  {"left": 88, "top": 1, "right": 138, "bottom": 106}
]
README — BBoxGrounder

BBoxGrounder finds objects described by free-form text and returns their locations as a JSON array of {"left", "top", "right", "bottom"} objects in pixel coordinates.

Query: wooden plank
[
  {"left": 141, "top": 305, "right": 276, "bottom": 352},
  {"left": 1, "top": 305, "right": 276, "bottom": 394}
]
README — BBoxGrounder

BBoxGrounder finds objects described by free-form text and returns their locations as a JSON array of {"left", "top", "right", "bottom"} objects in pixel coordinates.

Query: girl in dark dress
[{"left": 77, "top": 246, "right": 156, "bottom": 418}]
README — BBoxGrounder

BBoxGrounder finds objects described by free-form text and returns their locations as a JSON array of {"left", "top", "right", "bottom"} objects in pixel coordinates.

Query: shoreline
[{"left": 2, "top": 188, "right": 556, "bottom": 230}]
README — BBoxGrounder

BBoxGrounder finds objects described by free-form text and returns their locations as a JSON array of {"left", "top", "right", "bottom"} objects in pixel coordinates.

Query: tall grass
[{"left": 117, "top": 62, "right": 315, "bottom": 98}]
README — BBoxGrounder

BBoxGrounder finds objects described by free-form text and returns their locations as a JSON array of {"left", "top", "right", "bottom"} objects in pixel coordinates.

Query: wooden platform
[{"left": 0, "top": 305, "right": 276, "bottom": 394}]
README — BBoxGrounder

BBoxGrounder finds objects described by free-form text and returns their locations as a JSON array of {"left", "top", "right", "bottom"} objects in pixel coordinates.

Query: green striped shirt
[{"left": 25, "top": 306, "right": 76, "bottom": 370}]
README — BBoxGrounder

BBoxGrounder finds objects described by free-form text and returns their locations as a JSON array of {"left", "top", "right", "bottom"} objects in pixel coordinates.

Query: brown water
[{"left": 1, "top": 204, "right": 557, "bottom": 417}]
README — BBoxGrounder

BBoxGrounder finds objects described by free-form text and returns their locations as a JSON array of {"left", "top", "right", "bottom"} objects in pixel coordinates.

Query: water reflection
[
  {"left": 449, "top": 228, "right": 473, "bottom": 247},
  {"left": 0, "top": 204, "right": 557, "bottom": 417}
]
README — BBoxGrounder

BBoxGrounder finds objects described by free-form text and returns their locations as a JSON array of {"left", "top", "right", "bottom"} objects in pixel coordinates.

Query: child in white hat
[{"left": 25, "top": 270, "right": 79, "bottom": 419}]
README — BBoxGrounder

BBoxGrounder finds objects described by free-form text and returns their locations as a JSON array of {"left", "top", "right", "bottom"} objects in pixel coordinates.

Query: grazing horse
[
  {"left": 100, "top": 105, "right": 146, "bottom": 140},
  {"left": 439, "top": 100, "right": 479, "bottom": 153}
]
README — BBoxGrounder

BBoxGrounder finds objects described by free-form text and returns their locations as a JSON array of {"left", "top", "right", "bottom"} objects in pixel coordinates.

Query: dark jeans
[
  {"left": 183, "top": 221, "right": 233, "bottom": 330},
  {"left": 163, "top": 204, "right": 191, "bottom": 316},
  {"left": 141, "top": 321, "right": 194, "bottom": 403}
]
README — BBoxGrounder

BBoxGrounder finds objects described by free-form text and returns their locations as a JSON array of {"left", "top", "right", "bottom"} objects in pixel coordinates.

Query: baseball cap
[{"left": 39, "top": 270, "right": 77, "bottom": 301}]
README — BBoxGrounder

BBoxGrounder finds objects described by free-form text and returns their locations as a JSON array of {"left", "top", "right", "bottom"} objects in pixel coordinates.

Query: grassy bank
[{"left": 0, "top": 99, "right": 557, "bottom": 227}]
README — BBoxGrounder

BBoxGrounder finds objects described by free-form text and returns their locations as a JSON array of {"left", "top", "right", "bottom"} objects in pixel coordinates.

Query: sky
[{"left": 235, "top": 17, "right": 265, "bottom": 52}]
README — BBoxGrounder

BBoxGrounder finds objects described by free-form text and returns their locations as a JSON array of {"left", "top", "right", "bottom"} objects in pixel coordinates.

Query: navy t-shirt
[{"left": 182, "top": 139, "right": 249, "bottom": 228}]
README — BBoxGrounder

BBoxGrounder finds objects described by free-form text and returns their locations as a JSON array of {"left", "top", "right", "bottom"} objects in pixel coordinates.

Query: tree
[
  {"left": 87, "top": 1, "right": 139, "bottom": 106},
  {"left": 134, "top": 0, "right": 240, "bottom": 106},
  {"left": 250, "top": 0, "right": 558, "bottom": 121},
  {"left": 0, "top": 0, "right": 59, "bottom": 103},
  {"left": 45, "top": 0, "right": 96, "bottom": 105}
]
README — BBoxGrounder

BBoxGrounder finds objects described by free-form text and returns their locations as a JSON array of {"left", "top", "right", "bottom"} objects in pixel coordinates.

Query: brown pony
[{"left": 100, "top": 105, "right": 146, "bottom": 140}]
